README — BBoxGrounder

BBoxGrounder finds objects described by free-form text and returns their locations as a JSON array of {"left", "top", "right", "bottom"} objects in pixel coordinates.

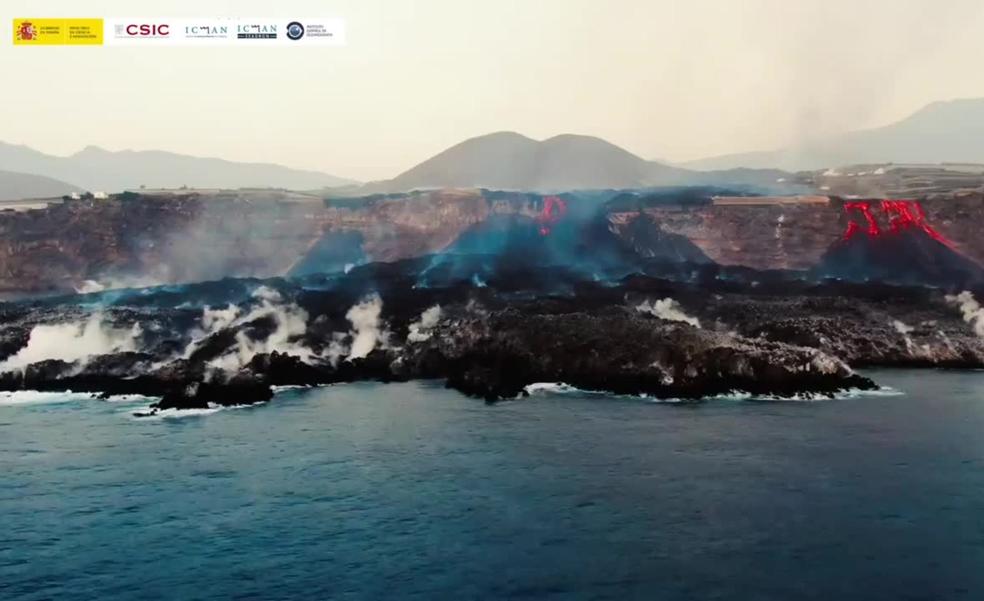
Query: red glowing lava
[
  {"left": 537, "top": 195, "right": 568, "bottom": 236},
  {"left": 841, "top": 199, "right": 954, "bottom": 248}
]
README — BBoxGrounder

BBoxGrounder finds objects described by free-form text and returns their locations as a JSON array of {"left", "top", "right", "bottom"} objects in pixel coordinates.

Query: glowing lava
[
  {"left": 841, "top": 199, "right": 954, "bottom": 248},
  {"left": 537, "top": 195, "right": 567, "bottom": 236}
]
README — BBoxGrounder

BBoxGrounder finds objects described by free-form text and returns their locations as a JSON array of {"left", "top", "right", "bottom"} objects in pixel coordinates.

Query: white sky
[{"left": 2, "top": 0, "right": 984, "bottom": 180}]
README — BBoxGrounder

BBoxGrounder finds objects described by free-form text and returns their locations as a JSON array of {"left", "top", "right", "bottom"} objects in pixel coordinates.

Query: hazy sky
[{"left": 3, "top": 0, "right": 984, "bottom": 181}]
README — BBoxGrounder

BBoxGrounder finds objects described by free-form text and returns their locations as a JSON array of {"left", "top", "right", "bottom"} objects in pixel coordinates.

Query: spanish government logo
[
  {"left": 15, "top": 20, "right": 37, "bottom": 41},
  {"left": 13, "top": 18, "right": 103, "bottom": 45}
]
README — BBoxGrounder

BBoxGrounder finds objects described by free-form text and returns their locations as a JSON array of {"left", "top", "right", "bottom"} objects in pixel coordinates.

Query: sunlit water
[{"left": 2, "top": 370, "right": 984, "bottom": 600}]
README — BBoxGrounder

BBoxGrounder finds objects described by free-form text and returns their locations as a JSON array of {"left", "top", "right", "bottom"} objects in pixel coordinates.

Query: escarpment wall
[{"left": 0, "top": 189, "right": 981, "bottom": 297}]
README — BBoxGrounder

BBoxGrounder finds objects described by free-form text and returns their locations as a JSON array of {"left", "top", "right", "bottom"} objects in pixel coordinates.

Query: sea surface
[{"left": 2, "top": 370, "right": 984, "bottom": 600}]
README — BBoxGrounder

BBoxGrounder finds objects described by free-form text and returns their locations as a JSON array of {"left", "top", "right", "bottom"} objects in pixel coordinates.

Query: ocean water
[{"left": 2, "top": 371, "right": 984, "bottom": 600}]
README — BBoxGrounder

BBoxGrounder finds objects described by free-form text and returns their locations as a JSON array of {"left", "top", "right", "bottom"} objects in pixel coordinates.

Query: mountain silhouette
[{"left": 685, "top": 98, "right": 984, "bottom": 171}]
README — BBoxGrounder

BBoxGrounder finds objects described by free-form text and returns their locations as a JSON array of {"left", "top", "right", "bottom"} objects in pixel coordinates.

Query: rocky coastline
[{"left": 1, "top": 258, "right": 981, "bottom": 414}]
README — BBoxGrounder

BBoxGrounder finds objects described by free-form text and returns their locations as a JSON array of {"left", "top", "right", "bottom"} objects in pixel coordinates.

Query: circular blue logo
[{"left": 286, "top": 22, "right": 304, "bottom": 40}]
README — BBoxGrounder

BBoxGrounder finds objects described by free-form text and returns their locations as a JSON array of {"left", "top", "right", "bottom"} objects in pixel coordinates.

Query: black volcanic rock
[
  {"left": 440, "top": 208, "right": 689, "bottom": 279},
  {"left": 404, "top": 308, "right": 876, "bottom": 401},
  {"left": 152, "top": 377, "right": 273, "bottom": 412},
  {"left": 3, "top": 259, "right": 983, "bottom": 412},
  {"left": 616, "top": 212, "right": 712, "bottom": 264},
  {"left": 288, "top": 230, "right": 366, "bottom": 277},
  {"left": 813, "top": 227, "right": 984, "bottom": 287}
]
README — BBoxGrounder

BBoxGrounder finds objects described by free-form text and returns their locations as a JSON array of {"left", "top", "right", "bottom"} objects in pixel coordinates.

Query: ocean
[{"left": 2, "top": 370, "right": 984, "bottom": 600}]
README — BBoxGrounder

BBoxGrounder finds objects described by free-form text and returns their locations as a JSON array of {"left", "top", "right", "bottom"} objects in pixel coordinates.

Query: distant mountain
[
  {"left": 0, "top": 170, "right": 81, "bottom": 201},
  {"left": 0, "top": 142, "right": 356, "bottom": 193},
  {"left": 685, "top": 98, "right": 984, "bottom": 171},
  {"left": 367, "top": 132, "right": 690, "bottom": 192}
]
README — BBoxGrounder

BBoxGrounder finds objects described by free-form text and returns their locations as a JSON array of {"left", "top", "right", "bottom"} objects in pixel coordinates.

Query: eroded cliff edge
[{"left": 2, "top": 188, "right": 982, "bottom": 296}]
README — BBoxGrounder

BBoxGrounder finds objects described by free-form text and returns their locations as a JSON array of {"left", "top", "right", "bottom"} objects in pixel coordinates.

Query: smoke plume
[
  {"left": 203, "top": 287, "right": 316, "bottom": 373},
  {"left": 407, "top": 305, "right": 442, "bottom": 343},
  {"left": 946, "top": 291, "right": 984, "bottom": 337},
  {"left": 0, "top": 313, "right": 141, "bottom": 373},
  {"left": 346, "top": 294, "right": 387, "bottom": 359},
  {"left": 636, "top": 298, "right": 701, "bottom": 328}
]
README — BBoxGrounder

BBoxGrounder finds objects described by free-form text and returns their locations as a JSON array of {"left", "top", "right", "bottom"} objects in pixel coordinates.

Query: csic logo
[
  {"left": 115, "top": 23, "right": 170, "bottom": 38},
  {"left": 15, "top": 21, "right": 38, "bottom": 41},
  {"left": 286, "top": 21, "right": 304, "bottom": 40}
]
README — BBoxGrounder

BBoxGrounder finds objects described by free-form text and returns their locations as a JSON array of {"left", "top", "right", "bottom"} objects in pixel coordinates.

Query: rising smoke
[
  {"left": 636, "top": 298, "right": 701, "bottom": 328},
  {"left": 946, "top": 291, "right": 984, "bottom": 337},
  {"left": 345, "top": 294, "right": 388, "bottom": 359},
  {"left": 407, "top": 305, "right": 442, "bottom": 343},
  {"left": 191, "top": 287, "right": 317, "bottom": 374},
  {"left": 0, "top": 313, "right": 141, "bottom": 373}
]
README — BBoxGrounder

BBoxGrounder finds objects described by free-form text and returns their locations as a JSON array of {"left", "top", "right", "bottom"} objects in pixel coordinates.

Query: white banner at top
[{"left": 103, "top": 18, "right": 345, "bottom": 46}]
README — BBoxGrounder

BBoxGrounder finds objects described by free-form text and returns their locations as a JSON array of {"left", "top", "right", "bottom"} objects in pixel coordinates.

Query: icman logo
[{"left": 16, "top": 21, "right": 38, "bottom": 41}]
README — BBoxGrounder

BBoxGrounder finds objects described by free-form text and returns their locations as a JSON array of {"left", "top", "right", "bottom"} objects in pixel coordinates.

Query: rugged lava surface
[{"left": 2, "top": 257, "right": 982, "bottom": 413}]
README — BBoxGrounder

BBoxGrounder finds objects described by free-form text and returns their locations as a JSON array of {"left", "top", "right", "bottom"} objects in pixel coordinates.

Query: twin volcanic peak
[
  {"left": 369, "top": 131, "right": 690, "bottom": 192},
  {"left": 5, "top": 97, "right": 984, "bottom": 198}
]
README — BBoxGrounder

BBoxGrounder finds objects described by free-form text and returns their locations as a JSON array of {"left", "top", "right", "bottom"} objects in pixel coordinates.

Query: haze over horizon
[{"left": 3, "top": 0, "right": 984, "bottom": 180}]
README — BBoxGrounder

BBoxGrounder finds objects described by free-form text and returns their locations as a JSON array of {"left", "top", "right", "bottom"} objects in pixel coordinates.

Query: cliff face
[
  {"left": 0, "top": 189, "right": 981, "bottom": 297},
  {"left": 634, "top": 194, "right": 984, "bottom": 271},
  {"left": 617, "top": 202, "right": 841, "bottom": 271}
]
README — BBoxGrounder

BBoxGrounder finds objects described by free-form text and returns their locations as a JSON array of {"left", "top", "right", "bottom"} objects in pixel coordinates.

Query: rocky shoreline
[{"left": 1, "top": 259, "right": 981, "bottom": 414}]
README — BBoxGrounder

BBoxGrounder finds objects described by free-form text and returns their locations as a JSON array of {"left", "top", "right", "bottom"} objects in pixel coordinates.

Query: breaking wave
[
  {"left": 522, "top": 382, "right": 903, "bottom": 403},
  {"left": 129, "top": 402, "right": 261, "bottom": 421},
  {"left": 0, "top": 390, "right": 96, "bottom": 407}
]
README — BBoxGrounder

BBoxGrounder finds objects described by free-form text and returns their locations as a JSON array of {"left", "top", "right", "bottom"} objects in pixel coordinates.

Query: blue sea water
[{"left": 2, "top": 370, "right": 984, "bottom": 600}]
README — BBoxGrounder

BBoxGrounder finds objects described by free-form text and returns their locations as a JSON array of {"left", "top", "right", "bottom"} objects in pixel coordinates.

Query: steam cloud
[
  {"left": 346, "top": 294, "right": 388, "bottom": 359},
  {"left": 946, "top": 291, "right": 984, "bottom": 337},
  {"left": 407, "top": 305, "right": 442, "bottom": 343},
  {"left": 198, "top": 287, "right": 316, "bottom": 373},
  {"left": 0, "top": 313, "right": 141, "bottom": 373},
  {"left": 892, "top": 319, "right": 917, "bottom": 354},
  {"left": 636, "top": 298, "right": 701, "bottom": 328}
]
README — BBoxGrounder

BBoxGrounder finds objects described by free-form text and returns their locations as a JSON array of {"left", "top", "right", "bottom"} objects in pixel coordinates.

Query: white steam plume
[
  {"left": 407, "top": 305, "right": 442, "bottom": 343},
  {"left": 636, "top": 298, "right": 701, "bottom": 328},
  {"left": 892, "top": 319, "right": 916, "bottom": 354},
  {"left": 205, "top": 287, "right": 316, "bottom": 373},
  {"left": 946, "top": 291, "right": 984, "bottom": 337},
  {"left": 346, "top": 294, "right": 387, "bottom": 360},
  {"left": 0, "top": 313, "right": 141, "bottom": 373}
]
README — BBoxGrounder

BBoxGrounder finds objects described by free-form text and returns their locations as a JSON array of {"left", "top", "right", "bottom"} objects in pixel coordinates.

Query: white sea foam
[
  {"left": 102, "top": 393, "right": 159, "bottom": 403},
  {"left": 522, "top": 382, "right": 903, "bottom": 403},
  {"left": 523, "top": 382, "right": 592, "bottom": 395},
  {"left": 0, "top": 390, "right": 95, "bottom": 407},
  {"left": 130, "top": 402, "right": 261, "bottom": 420}
]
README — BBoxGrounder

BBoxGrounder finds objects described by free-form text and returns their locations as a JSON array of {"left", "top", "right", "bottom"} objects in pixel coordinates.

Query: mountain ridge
[
  {"left": 0, "top": 170, "right": 82, "bottom": 202},
  {"left": 684, "top": 97, "right": 984, "bottom": 171},
  {"left": 0, "top": 142, "right": 356, "bottom": 193}
]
